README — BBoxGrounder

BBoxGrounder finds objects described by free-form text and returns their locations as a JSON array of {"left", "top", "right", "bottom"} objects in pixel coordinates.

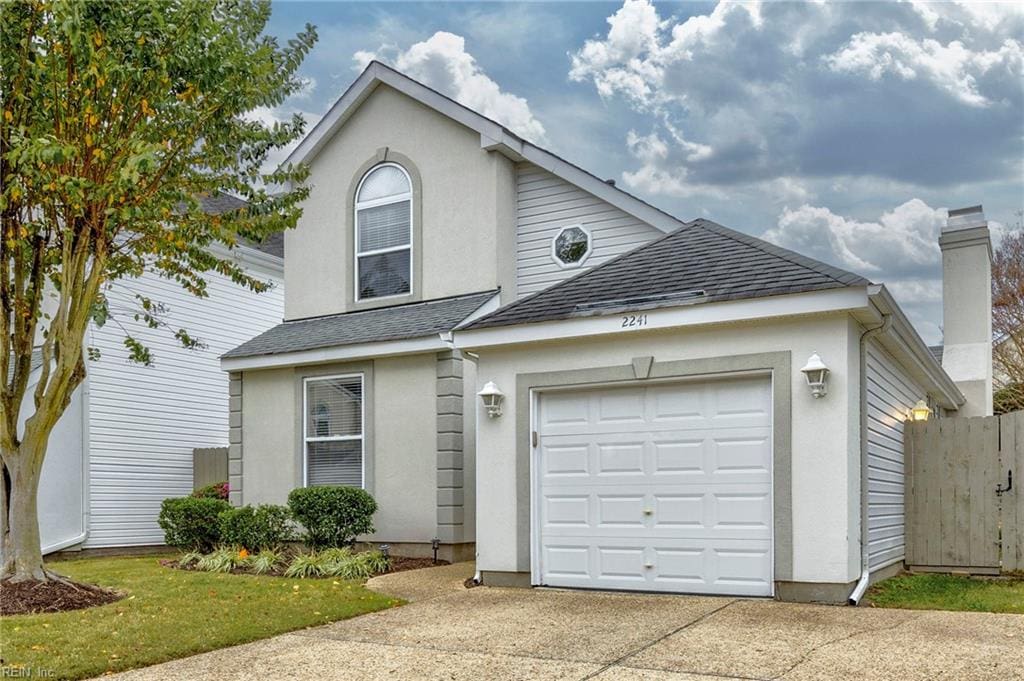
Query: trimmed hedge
[
  {"left": 287, "top": 486, "right": 376, "bottom": 549},
  {"left": 218, "top": 504, "right": 293, "bottom": 552},
  {"left": 158, "top": 497, "right": 231, "bottom": 551}
]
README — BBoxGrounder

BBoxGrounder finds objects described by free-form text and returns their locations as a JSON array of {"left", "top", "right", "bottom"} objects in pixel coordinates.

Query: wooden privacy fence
[
  {"left": 193, "top": 447, "right": 229, "bottom": 490},
  {"left": 906, "top": 411, "right": 1022, "bottom": 574}
]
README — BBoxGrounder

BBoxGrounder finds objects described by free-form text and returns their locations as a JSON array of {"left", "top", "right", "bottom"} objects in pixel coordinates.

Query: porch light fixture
[
  {"left": 800, "top": 352, "right": 830, "bottom": 399},
  {"left": 910, "top": 400, "right": 932, "bottom": 422},
  {"left": 478, "top": 381, "right": 505, "bottom": 418}
]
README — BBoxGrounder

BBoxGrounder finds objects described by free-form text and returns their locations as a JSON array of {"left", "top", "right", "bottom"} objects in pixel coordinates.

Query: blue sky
[{"left": 263, "top": 1, "right": 1023, "bottom": 344}]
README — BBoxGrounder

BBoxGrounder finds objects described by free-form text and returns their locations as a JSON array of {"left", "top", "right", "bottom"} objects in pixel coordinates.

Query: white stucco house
[
  {"left": 21, "top": 194, "right": 285, "bottom": 554},
  {"left": 221, "top": 62, "right": 993, "bottom": 603}
]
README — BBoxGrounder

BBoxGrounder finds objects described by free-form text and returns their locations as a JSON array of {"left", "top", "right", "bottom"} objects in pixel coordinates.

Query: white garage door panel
[
  {"left": 541, "top": 537, "right": 772, "bottom": 596},
  {"left": 540, "top": 485, "right": 771, "bottom": 540},
  {"left": 536, "top": 376, "right": 772, "bottom": 596}
]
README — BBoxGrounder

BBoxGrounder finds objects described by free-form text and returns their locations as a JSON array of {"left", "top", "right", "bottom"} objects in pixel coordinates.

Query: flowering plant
[{"left": 193, "top": 481, "right": 229, "bottom": 500}]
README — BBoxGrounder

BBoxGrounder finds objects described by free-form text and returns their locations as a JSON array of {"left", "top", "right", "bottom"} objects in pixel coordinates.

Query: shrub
[
  {"left": 192, "top": 481, "right": 229, "bottom": 500},
  {"left": 284, "top": 551, "right": 329, "bottom": 579},
  {"left": 287, "top": 486, "right": 377, "bottom": 549},
  {"left": 282, "top": 548, "right": 388, "bottom": 580},
  {"left": 324, "top": 550, "right": 389, "bottom": 580},
  {"left": 246, "top": 547, "right": 286, "bottom": 575},
  {"left": 196, "top": 546, "right": 245, "bottom": 573},
  {"left": 177, "top": 550, "right": 203, "bottom": 569},
  {"left": 158, "top": 497, "right": 231, "bottom": 551},
  {"left": 217, "top": 504, "right": 293, "bottom": 552}
]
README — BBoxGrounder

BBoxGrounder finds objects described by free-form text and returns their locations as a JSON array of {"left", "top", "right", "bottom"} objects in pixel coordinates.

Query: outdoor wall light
[
  {"left": 910, "top": 400, "right": 933, "bottom": 422},
  {"left": 478, "top": 381, "right": 505, "bottom": 418},
  {"left": 800, "top": 352, "right": 830, "bottom": 399}
]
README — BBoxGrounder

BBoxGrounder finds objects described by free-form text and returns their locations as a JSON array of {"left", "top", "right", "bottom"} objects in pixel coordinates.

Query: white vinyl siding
[
  {"left": 516, "top": 163, "right": 662, "bottom": 296},
  {"left": 84, "top": 261, "right": 284, "bottom": 548},
  {"left": 303, "top": 374, "right": 364, "bottom": 487},
  {"left": 865, "top": 341, "right": 925, "bottom": 571}
]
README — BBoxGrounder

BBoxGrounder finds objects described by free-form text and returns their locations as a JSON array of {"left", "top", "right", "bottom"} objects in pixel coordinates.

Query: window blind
[
  {"left": 357, "top": 201, "right": 411, "bottom": 253},
  {"left": 305, "top": 375, "right": 363, "bottom": 488}
]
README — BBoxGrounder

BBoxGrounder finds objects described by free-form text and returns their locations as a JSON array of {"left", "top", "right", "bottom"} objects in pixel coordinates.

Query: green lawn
[
  {"left": 0, "top": 555, "right": 401, "bottom": 680},
  {"left": 867, "top": 572, "right": 1024, "bottom": 614}
]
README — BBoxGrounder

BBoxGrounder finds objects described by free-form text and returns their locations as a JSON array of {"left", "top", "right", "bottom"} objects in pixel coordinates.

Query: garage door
[{"left": 535, "top": 375, "right": 773, "bottom": 596}]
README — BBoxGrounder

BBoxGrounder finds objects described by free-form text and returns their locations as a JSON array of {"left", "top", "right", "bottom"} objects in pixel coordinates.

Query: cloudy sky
[{"left": 265, "top": 1, "right": 1023, "bottom": 344}]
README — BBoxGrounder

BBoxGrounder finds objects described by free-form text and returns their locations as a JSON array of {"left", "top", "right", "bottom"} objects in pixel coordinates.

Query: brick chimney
[{"left": 939, "top": 205, "right": 993, "bottom": 416}]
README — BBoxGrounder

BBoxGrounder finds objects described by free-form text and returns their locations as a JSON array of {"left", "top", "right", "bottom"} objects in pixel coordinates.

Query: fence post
[{"left": 1002, "top": 412, "right": 1022, "bottom": 572}]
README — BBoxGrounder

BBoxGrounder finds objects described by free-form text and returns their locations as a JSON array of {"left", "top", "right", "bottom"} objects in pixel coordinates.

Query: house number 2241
[{"left": 621, "top": 314, "right": 648, "bottom": 328}]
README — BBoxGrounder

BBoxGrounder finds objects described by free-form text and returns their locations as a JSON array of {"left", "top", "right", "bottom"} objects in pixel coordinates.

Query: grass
[
  {"left": 867, "top": 572, "right": 1024, "bottom": 614},
  {"left": 0, "top": 555, "right": 401, "bottom": 680}
]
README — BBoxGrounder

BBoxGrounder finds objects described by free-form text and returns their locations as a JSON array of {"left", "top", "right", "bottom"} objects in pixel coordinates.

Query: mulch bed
[
  {"left": 159, "top": 553, "right": 448, "bottom": 578},
  {"left": 0, "top": 577, "right": 123, "bottom": 616},
  {"left": 385, "top": 556, "right": 447, "bottom": 574}
]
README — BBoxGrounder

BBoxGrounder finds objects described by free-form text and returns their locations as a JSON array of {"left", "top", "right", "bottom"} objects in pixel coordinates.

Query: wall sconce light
[
  {"left": 800, "top": 352, "right": 830, "bottom": 399},
  {"left": 910, "top": 399, "right": 932, "bottom": 422},
  {"left": 478, "top": 381, "right": 505, "bottom": 418}
]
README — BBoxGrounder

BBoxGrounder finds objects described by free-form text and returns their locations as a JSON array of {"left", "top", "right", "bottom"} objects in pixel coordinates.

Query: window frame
[
  {"left": 550, "top": 224, "right": 593, "bottom": 269},
  {"left": 302, "top": 373, "right": 365, "bottom": 489},
  {"left": 354, "top": 162, "right": 414, "bottom": 302}
]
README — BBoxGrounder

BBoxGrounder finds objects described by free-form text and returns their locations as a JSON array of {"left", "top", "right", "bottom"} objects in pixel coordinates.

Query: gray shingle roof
[
  {"left": 199, "top": 192, "right": 248, "bottom": 215},
  {"left": 463, "top": 219, "right": 870, "bottom": 331},
  {"left": 223, "top": 290, "right": 498, "bottom": 359}
]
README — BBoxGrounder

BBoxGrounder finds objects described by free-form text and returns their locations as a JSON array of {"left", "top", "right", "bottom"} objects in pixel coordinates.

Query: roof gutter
[{"left": 221, "top": 334, "right": 450, "bottom": 371}]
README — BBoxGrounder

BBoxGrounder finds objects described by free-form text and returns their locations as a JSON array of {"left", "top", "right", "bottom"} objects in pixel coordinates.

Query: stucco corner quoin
[{"left": 511, "top": 350, "right": 794, "bottom": 584}]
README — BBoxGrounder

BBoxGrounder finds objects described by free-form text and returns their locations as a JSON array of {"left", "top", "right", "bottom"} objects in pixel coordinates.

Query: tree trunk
[{"left": 1, "top": 441, "right": 50, "bottom": 582}]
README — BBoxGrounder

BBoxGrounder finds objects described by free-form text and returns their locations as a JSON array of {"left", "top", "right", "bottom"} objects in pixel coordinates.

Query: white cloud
[
  {"left": 825, "top": 32, "right": 1023, "bottom": 107},
  {"left": 355, "top": 31, "right": 547, "bottom": 143},
  {"left": 764, "top": 198, "right": 945, "bottom": 276},
  {"left": 764, "top": 198, "right": 954, "bottom": 343},
  {"left": 910, "top": 1, "right": 1024, "bottom": 33}
]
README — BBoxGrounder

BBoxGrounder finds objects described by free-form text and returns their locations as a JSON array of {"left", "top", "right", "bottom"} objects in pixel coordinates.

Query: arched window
[{"left": 354, "top": 163, "right": 413, "bottom": 300}]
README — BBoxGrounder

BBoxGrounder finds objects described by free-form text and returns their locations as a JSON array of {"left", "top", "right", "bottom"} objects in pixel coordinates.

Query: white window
[
  {"left": 355, "top": 163, "right": 412, "bottom": 300},
  {"left": 303, "top": 374, "right": 363, "bottom": 487}
]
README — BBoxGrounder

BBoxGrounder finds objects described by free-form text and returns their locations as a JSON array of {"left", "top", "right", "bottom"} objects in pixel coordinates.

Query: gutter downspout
[{"left": 849, "top": 314, "right": 892, "bottom": 605}]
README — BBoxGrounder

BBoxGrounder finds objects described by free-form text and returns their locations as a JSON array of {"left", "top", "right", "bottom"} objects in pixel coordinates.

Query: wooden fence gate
[
  {"left": 192, "top": 447, "right": 229, "bottom": 490},
  {"left": 906, "top": 411, "right": 1022, "bottom": 574}
]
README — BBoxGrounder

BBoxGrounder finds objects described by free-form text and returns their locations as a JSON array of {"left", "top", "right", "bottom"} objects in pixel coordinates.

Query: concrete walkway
[{"left": 111, "top": 562, "right": 1024, "bottom": 680}]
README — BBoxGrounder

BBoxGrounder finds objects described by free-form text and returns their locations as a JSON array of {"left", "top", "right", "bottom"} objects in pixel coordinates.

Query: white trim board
[
  {"left": 455, "top": 287, "right": 871, "bottom": 350},
  {"left": 283, "top": 61, "right": 686, "bottom": 235}
]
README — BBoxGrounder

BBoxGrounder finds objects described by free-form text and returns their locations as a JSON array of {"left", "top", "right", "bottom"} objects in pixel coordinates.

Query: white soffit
[{"left": 455, "top": 287, "right": 871, "bottom": 349}]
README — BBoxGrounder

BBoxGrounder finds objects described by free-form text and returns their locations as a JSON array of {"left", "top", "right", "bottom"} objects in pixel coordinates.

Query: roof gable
[
  {"left": 285, "top": 61, "right": 685, "bottom": 234},
  {"left": 463, "top": 219, "right": 871, "bottom": 330}
]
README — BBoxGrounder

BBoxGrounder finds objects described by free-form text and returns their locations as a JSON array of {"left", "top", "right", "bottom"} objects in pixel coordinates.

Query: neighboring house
[
  {"left": 23, "top": 194, "right": 285, "bottom": 553},
  {"left": 221, "top": 62, "right": 993, "bottom": 602}
]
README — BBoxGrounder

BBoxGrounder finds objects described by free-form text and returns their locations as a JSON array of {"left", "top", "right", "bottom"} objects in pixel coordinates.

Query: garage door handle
[{"left": 643, "top": 509, "right": 653, "bottom": 516}]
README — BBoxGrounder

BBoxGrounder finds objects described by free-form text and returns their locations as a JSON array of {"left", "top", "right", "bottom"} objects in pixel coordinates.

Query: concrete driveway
[{"left": 112, "top": 562, "right": 1024, "bottom": 680}]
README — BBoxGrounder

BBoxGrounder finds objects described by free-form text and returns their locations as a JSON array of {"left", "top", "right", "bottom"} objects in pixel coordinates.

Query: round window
[{"left": 553, "top": 225, "right": 592, "bottom": 267}]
